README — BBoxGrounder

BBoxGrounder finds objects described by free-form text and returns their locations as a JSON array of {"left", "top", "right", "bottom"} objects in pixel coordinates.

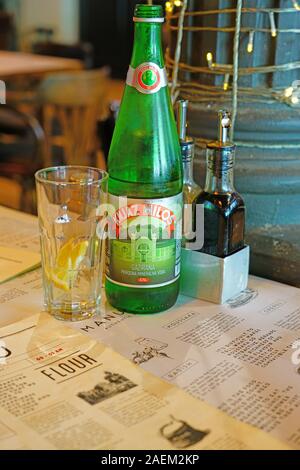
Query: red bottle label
[{"left": 126, "top": 62, "right": 168, "bottom": 94}]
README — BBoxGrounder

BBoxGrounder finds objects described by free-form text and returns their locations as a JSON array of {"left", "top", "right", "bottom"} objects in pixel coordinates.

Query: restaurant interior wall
[{"left": 3, "top": 0, "right": 79, "bottom": 49}]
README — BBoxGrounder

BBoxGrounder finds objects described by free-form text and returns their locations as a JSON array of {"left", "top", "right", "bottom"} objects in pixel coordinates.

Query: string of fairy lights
[{"left": 165, "top": 0, "right": 300, "bottom": 110}]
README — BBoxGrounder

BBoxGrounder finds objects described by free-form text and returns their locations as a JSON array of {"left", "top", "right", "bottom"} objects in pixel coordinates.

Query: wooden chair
[
  {"left": 37, "top": 68, "right": 108, "bottom": 168},
  {"left": 0, "top": 105, "right": 45, "bottom": 213},
  {"left": 0, "top": 12, "right": 13, "bottom": 50}
]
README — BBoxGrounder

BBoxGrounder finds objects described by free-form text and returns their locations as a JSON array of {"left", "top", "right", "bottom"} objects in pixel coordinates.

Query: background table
[{"left": 0, "top": 51, "right": 82, "bottom": 79}]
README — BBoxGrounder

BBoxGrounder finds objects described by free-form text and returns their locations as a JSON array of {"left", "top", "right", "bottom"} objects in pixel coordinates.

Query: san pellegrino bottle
[{"left": 105, "top": 4, "right": 182, "bottom": 314}]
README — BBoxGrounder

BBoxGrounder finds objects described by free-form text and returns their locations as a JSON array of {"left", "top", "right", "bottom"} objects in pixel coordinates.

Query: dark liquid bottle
[{"left": 196, "top": 111, "right": 245, "bottom": 258}]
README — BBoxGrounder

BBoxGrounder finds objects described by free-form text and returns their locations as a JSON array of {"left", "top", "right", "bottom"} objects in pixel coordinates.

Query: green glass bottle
[{"left": 105, "top": 4, "right": 182, "bottom": 314}]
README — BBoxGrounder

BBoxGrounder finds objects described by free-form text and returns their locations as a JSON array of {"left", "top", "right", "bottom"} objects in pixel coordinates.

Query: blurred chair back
[
  {"left": 0, "top": 105, "right": 45, "bottom": 212},
  {"left": 37, "top": 68, "right": 108, "bottom": 167},
  {"left": 0, "top": 12, "right": 13, "bottom": 50},
  {"left": 33, "top": 41, "right": 94, "bottom": 69}
]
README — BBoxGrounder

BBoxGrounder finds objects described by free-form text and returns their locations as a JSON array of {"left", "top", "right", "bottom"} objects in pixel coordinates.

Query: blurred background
[
  {"left": 0, "top": 0, "right": 163, "bottom": 76},
  {"left": 0, "top": 0, "right": 164, "bottom": 213},
  {"left": 0, "top": 0, "right": 299, "bottom": 287}
]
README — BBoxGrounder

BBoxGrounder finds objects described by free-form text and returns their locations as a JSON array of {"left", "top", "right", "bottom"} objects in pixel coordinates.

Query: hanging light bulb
[
  {"left": 269, "top": 12, "right": 277, "bottom": 37},
  {"left": 174, "top": 0, "right": 183, "bottom": 7},
  {"left": 284, "top": 87, "right": 294, "bottom": 98},
  {"left": 223, "top": 73, "right": 230, "bottom": 91},
  {"left": 282, "top": 81, "right": 300, "bottom": 107},
  {"left": 292, "top": 0, "right": 300, "bottom": 11},
  {"left": 206, "top": 52, "right": 214, "bottom": 69},
  {"left": 165, "top": 1, "right": 173, "bottom": 13},
  {"left": 247, "top": 30, "right": 254, "bottom": 54}
]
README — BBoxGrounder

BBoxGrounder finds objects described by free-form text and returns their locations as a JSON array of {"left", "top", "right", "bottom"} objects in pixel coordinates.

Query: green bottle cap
[{"left": 134, "top": 4, "right": 164, "bottom": 21}]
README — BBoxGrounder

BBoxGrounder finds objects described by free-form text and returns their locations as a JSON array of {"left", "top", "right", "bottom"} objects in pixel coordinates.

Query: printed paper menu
[
  {"left": 72, "top": 277, "right": 300, "bottom": 449},
  {"left": 0, "top": 206, "right": 40, "bottom": 253},
  {"left": 0, "top": 313, "right": 287, "bottom": 450},
  {"left": 0, "top": 205, "right": 299, "bottom": 449}
]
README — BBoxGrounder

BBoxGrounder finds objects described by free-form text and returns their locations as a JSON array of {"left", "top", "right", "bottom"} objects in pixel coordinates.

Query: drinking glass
[{"left": 35, "top": 166, "right": 108, "bottom": 321}]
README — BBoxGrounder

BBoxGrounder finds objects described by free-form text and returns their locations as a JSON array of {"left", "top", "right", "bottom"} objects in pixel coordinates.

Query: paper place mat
[
  {"left": 0, "top": 205, "right": 40, "bottom": 254},
  {"left": 0, "top": 246, "right": 41, "bottom": 284},
  {"left": 0, "top": 313, "right": 290, "bottom": 450}
]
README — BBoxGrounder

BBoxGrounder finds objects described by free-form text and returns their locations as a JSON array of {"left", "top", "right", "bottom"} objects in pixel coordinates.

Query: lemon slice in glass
[{"left": 51, "top": 238, "right": 89, "bottom": 291}]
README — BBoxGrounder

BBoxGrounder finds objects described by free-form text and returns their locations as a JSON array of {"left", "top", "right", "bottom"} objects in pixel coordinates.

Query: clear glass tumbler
[{"left": 35, "top": 166, "right": 108, "bottom": 321}]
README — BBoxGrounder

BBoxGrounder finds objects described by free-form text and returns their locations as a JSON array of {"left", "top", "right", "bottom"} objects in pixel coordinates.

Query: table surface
[
  {"left": 0, "top": 50, "right": 82, "bottom": 78},
  {"left": 0, "top": 205, "right": 300, "bottom": 450}
]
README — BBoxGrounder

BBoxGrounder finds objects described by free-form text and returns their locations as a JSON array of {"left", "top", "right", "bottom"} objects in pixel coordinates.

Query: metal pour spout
[
  {"left": 218, "top": 110, "right": 231, "bottom": 145},
  {"left": 177, "top": 99, "right": 189, "bottom": 141}
]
